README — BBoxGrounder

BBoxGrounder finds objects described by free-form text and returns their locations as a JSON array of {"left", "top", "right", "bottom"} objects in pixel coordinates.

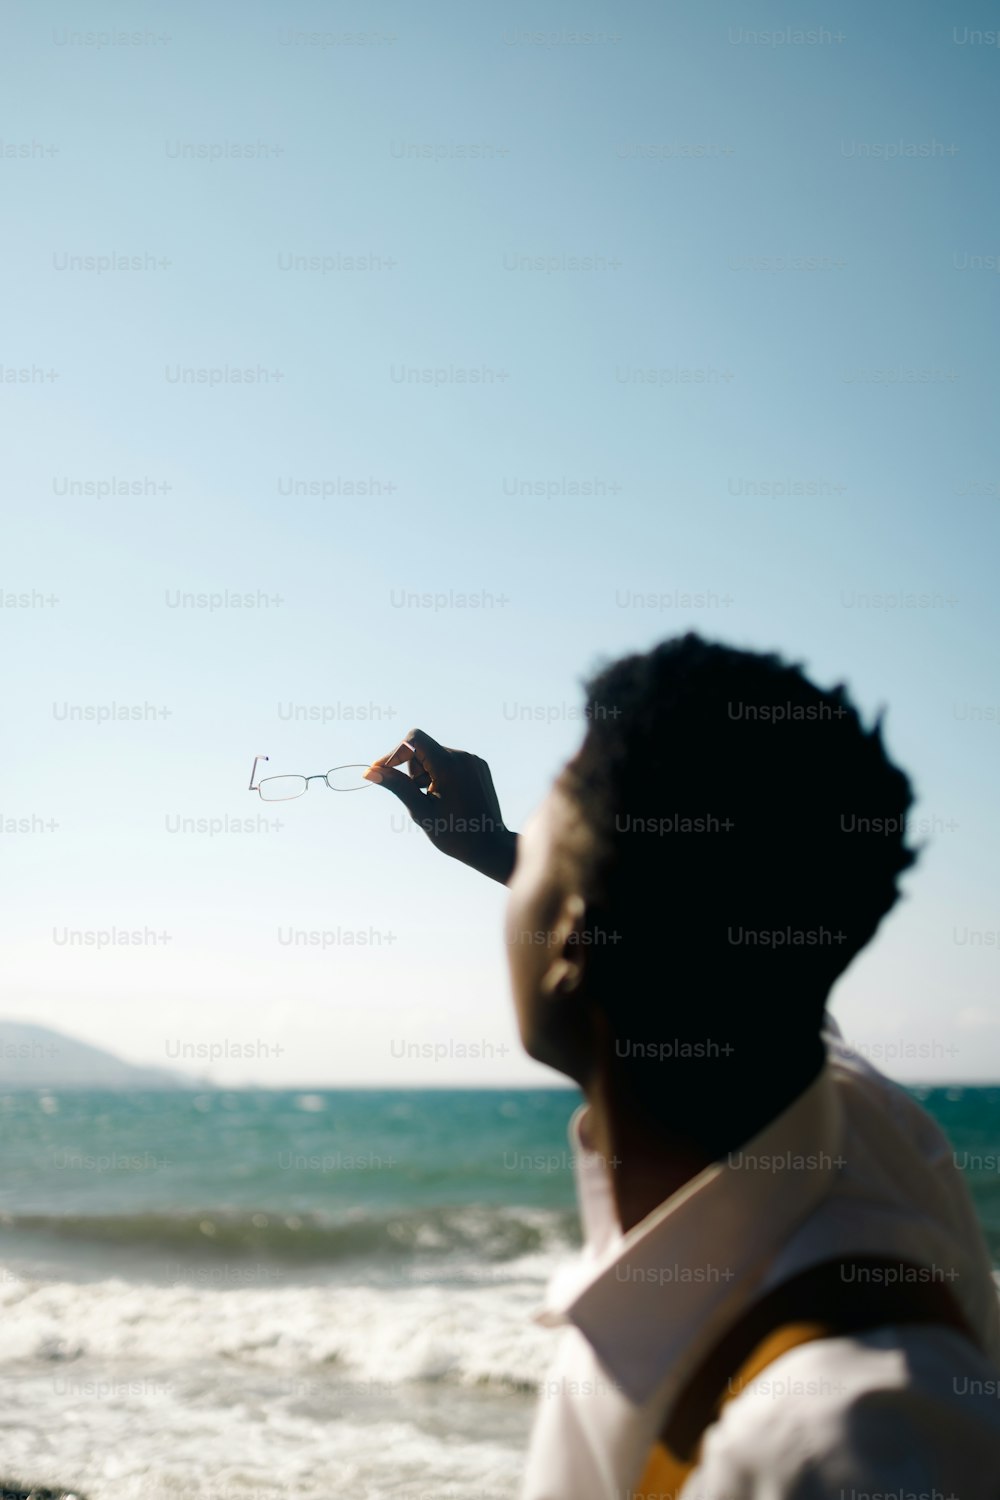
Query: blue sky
[{"left": 3, "top": 0, "right": 999, "bottom": 1084}]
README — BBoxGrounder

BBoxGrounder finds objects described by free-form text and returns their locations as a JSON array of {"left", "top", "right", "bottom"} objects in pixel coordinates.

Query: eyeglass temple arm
[{"left": 249, "top": 754, "right": 269, "bottom": 791}]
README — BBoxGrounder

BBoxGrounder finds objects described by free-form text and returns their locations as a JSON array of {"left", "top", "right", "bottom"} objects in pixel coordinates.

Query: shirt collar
[{"left": 537, "top": 1051, "right": 844, "bottom": 1411}]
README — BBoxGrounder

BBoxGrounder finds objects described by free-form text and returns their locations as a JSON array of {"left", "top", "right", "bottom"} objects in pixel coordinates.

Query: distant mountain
[{"left": 0, "top": 1021, "right": 200, "bottom": 1090}]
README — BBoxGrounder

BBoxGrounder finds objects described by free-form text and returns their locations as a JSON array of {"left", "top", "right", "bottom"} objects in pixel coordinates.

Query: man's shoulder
[
  {"left": 689, "top": 1324, "right": 1000, "bottom": 1499},
  {"left": 824, "top": 1017, "right": 947, "bottom": 1137}
]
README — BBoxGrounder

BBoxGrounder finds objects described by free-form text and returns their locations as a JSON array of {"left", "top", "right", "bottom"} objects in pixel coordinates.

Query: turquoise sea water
[
  {"left": 912, "top": 1085, "right": 1000, "bottom": 1264},
  {"left": 1, "top": 1085, "right": 997, "bottom": 1267},
  {"left": 0, "top": 1089, "right": 583, "bottom": 1280},
  {"left": 1, "top": 1085, "right": 997, "bottom": 1500}
]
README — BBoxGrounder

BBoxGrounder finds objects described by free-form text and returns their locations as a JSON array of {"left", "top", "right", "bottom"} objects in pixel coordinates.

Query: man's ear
[{"left": 539, "top": 892, "right": 588, "bottom": 997}]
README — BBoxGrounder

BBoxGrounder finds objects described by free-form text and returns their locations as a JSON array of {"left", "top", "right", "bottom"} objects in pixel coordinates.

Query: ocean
[{"left": 1, "top": 1085, "right": 998, "bottom": 1500}]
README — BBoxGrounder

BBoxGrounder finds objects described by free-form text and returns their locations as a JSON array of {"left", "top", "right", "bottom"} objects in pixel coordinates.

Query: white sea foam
[
  {"left": 0, "top": 1256, "right": 557, "bottom": 1388},
  {"left": 0, "top": 1259, "right": 559, "bottom": 1499},
  {"left": 0, "top": 1363, "right": 528, "bottom": 1500}
]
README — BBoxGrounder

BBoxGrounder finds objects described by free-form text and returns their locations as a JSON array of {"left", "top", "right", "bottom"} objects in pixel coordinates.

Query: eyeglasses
[{"left": 249, "top": 754, "right": 374, "bottom": 802}]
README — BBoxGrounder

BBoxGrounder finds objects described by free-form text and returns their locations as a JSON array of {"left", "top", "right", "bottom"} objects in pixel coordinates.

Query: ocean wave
[
  {"left": 0, "top": 1260, "right": 560, "bottom": 1391},
  {"left": 0, "top": 1202, "right": 578, "bottom": 1266}
]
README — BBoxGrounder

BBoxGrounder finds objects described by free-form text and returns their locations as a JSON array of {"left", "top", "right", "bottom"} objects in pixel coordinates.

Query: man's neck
[
  {"left": 584, "top": 1043, "right": 826, "bottom": 1234},
  {"left": 581, "top": 1093, "right": 711, "bottom": 1232}
]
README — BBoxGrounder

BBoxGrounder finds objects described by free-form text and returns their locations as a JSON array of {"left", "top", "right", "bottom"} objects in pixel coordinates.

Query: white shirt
[{"left": 520, "top": 1016, "right": 1000, "bottom": 1499}]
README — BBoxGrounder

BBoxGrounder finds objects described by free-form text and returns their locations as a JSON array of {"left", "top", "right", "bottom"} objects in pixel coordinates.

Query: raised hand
[{"left": 365, "top": 729, "right": 518, "bottom": 885}]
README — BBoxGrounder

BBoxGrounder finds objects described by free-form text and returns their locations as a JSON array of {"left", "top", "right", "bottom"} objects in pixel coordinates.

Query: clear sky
[{"left": 3, "top": 0, "right": 999, "bottom": 1085}]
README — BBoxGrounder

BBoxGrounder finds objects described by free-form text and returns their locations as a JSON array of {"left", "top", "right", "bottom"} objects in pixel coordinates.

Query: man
[{"left": 365, "top": 633, "right": 1000, "bottom": 1498}]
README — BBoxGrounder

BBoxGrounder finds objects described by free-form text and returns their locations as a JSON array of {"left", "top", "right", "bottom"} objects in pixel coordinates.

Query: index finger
[
  {"left": 375, "top": 728, "right": 449, "bottom": 778},
  {"left": 369, "top": 737, "right": 417, "bottom": 771}
]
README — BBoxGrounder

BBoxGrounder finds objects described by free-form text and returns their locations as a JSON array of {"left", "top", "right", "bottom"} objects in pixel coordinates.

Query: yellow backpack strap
[
  {"left": 633, "top": 1255, "right": 976, "bottom": 1497},
  {"left": 634, "top": 1320, "right": 828, "bottom": 1499}
]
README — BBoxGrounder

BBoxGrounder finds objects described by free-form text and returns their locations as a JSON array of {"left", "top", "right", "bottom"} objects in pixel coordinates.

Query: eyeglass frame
[
  {"left": 248, "top": 744, "right": 416, "bottom": 804},
  {"left": 249, "top": 753, "right": 376, "bottom": 801}
]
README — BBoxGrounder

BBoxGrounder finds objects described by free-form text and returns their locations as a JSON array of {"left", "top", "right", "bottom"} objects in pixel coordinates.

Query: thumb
[{"left": 364, "top": 763, "right": 428, "bottom": 820}]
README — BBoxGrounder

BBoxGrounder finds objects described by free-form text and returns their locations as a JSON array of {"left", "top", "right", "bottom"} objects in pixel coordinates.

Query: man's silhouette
[{"left": 366, "top": 633, "right": 1000, "bottom": 1498}]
